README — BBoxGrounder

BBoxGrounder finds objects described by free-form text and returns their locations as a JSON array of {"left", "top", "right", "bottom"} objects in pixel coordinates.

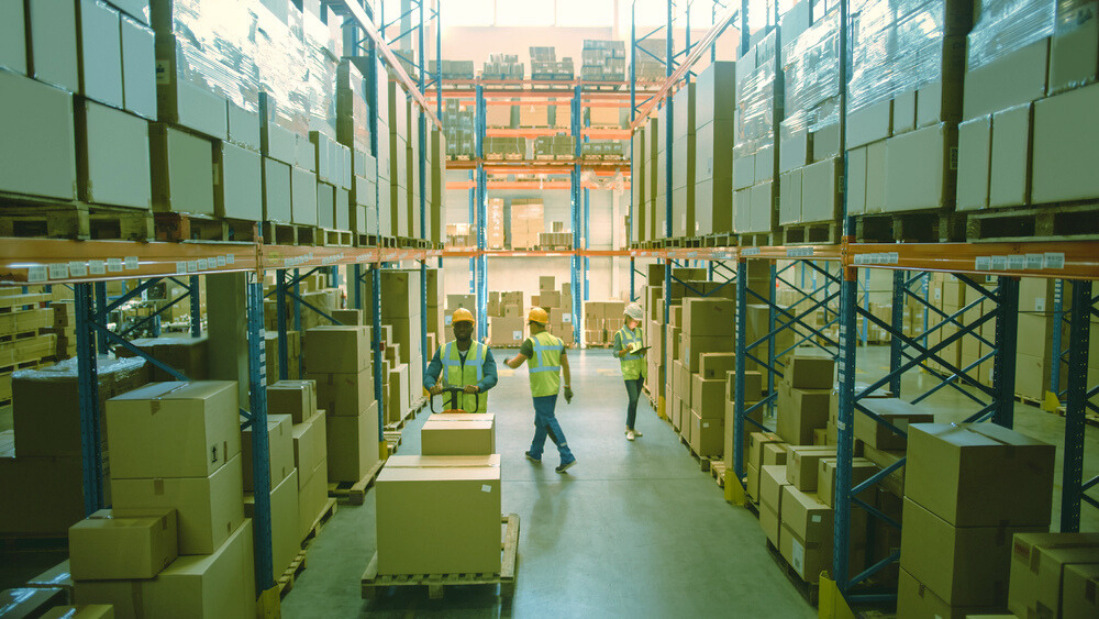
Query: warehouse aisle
[{"left": 281, "top": 349, "right": 817, "bottom": 618}]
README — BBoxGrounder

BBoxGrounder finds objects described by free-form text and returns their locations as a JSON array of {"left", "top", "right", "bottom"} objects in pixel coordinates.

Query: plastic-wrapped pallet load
[
  {"left": 778, "top": 7, "right": 841, "bottom": 226},
  {"left": 694, "top": 61, "right": 736, "bottom": 236},
  {"left": 733, "top": 29, "right": 782, "bottom": 235}
]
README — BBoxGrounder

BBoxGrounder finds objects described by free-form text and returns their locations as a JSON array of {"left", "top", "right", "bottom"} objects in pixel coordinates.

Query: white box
[
  {"left": 120, "top": 15, "right": 156, "bottom": 120},
  {"left": 846, "top": 100, "right": 892, "bottom": 148},
  {"left": 734, "top": 188, "right": 752, "bottom": 232},
  {"left": 963, "top": 40, "right": 1049, "bottom": 120},
  {"left": 317, "top": 182, "right": 336, "bottom": 229},
  {"left": 885, "top": 123, "right": 952, "bottom": 212},
  {"left": 30, "top": 0, "right": 80, "bottom": 92},
  {"left": 779, "top": 130, "right": 809, "bottom": 173},
  {"left": 1032, "top": 82, "right": 1099, "bottom": 203},
  {"left": 263, "top": 158, "right": 292, "bottom": 222},
  {"left": 754, "top": 144, "right": 775, "bottom": 183},
  {"left": 0, "top": 0, "right": 26, "bottom": 74},
  {"left": 956, "top": 115, "right": 991, "bottom": 211},
  {"left": 749, "top": 181, "right": 773, "bottom": 233},
  {"left": 801, "top": 157, "right": 838, "bottom": 223},
  {"left": 893, "top": 90, "right": 917, "bottom": 134},
  {"left": 733, "top": 153, "right": 755, "bottom": 189},
  {"left": 0, "top": 72, "right": 78, "bottom": 200},
  {"left": 291, "top": 166, "right": 319, "bottom": 225},
  {"left": 78, "top": 0, "right": 124, "bottom": 108},
  {"left": 78, "top": 99, "right": 151, "bottom": 209},
  {"left": 778, "top": 169, "right": 802, "bottom": 225},
  {"left": 216, "top": 142, "right": 263, "bottom": 221},
  {"left": 151, "top": 124, "right": 215, "bottom": 214},
  {"left": 846, "top": 146, "right": 867, "bottom": 215},
  {"left": 866, "top": 140, "right": 888, "bottom": 214},
  {"left": 989, "top": 103, "right": 1032, "bottom": 207},
  {"left": 227, "top": 103, "right": 261, "bottom": 152}
]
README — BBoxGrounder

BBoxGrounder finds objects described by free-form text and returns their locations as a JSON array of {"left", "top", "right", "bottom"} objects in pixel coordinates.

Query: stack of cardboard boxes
[
  {"left": 75, "top": 381, "right": 256, "bottom": 617},
  {"left": 580, "top": 39, "right": 626, "bottom": 83},
  {"left": 241, "top": 412, "right": 300, "bottom": 582},
  {"left": 898, "top": 423, "right": 1056, "bottom": 617},
  {"left": 533, "top": 277, "right": 575, "bottom": 346},
  {"left": 375, "top": 414, "right": 501, "bottom": 576},
  {"left": 1006, "top": 532, "right": 1099, "bottom": 619},
  {"left": 489, "top": 291, "right": 525, "bottom": 347},
  {"left": 487, "top": 198, "right": 505, "bottom": 249},
  {"left": 48, "top": 300, "right": 77, "bottom": 360},
  {"left": 267, "top": 379, "right": 331, "bottom": 542},
  {"left": 733, "top": 29, "right": 782, "bottom": 235},
  {"left": 117, "top": 337, "right": 209, "bottom": 381},
  {"left": 678, "top": 299, "right": 736, "bottom": 454},
  {"left": 510, "top": 199, "right": 545, "bottom": 250},
  {"left": 583, "top": 300, "right": 627, "bottom": 346},
  {"left": 303, "top": 326, "right": 380, "bottom": 486},
  {"left": 670, "top": 81, "right": 696, "bottom": 237},
  {"left": 694, "top": 61, "right": 736, "bottom": 236}
]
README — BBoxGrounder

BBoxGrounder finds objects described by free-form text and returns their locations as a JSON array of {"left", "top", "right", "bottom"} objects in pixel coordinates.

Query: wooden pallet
[
  {"left": 702, "top": 234, "right": 736, "bottom": 248},
  {"left": 361, "top": 514, "right": 520, "bottom": 601},
  {"left": 300, "top": 498, "right": 338, "bottom": 549},
  {"left": 709, "top": 461, "right": 728, "bottom": 488},
  {"left": 384, "top": 430, "right": 403, "bottom": 456},
  {"left": 263, "top": 221, "right": 318, "bottom": 246},
  {"left": 319, "top": 228, "right": 353, "bottom": 247},
  {"left": 966, "top": 202, "right": 1099, "bottom": 242},
  {"left": 738, "top": 232, "right": 774, "bottom": 247},
  {"left": 854, "top": 210, "right": 965, "bottom": 243},
  {"left": 779, "top": 220, "right": 842, "bottom": 245},
  {"left": 328, "top": 458, "right": 385, "bottom": 505},
  {"left": 765, "top": 539, "right": 820, "bottom": 607},
  {"left": 0, "top": 199, "right": 154, "bottom": 241},
  {"left": 277, "top": 550, "right": 308, "bottom": 599},
  {"left": 155, "top": 212, "right": 260, "bottom": 243},
  {"left": 679, "top": 436, "right": 716, "bottom": 472}
]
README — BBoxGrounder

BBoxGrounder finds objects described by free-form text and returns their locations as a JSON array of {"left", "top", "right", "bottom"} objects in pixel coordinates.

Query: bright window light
[
  {"left": 442, "top": 0, "right": 495, "bottom": 27},
  {"left": 557, "top": 0, "right": 614, "bottom": 26},
  {"left": 496, "top": 0, "right": 555, "bottom": 26}
]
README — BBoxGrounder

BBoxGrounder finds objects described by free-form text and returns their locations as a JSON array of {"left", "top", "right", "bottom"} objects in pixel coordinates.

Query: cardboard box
[
  {"left": 76, "top": 99, "right": 151, "bottom": 209},
  {"left": 853, "top": 399, "right": 934, "bottom": 451},
  {"left": 786, "top": 446, "right": 837, "bottom": 492},
  {"left": 726, "top": 370, "right": 763, "bottom": 402},
  {"left": 1006, "top": 532, "right": 1099, "bottom": 619},
  {"left": 690, "top": 374, "right": 725, "bottom": 419},
  {"left": 421, "top": 413, "right": 496, "bottom": 456},
  {"left": 759, "top": 464, "right": 790, "bottom": 516},
  {"left": 884, "top": 122, "right": 956, "bottom": 212},
  {"left": 699, "top": 353, "right": 735, "bottom": 381},
  {"left": 897, "top": 568, "right": 1004, "bottom": 619},
  {"left": 298, "top": 457, "right": 329, "bottom": 540},
  {"left": 306, "top": 369, "right": 374, "bottom": 417},
  {"left": 304, "top": 326, "right": 371, "bottom": 374},
  {"left": 763, "top": 442, "right": 789, "bottom": 466},
  {"left": 326, "top": 402, "right": 380, "bottom": 483},
  {"left": 0, "top": 72, "right": 78, "bottom": 200},
  {"left": 112, "top": 454, "right": 245, "bottom": 555},
  {"left": 1063, "top": 563, "right": 1099, "bottom": 619},
  {"left": 141, "top": 519, "right": 256, "bottom": 619},
  {"left": 760, "top": 503, "right": 781, "bottom": 547},
  {"left": 0, "top": 0, "right": 26, "bottom": 75},
  {"left": 150, "top": 123, "right": 215, "bottom": 215},
  {"left": 989, "top": 103, "right": 1032, "bottom": 208},
  {"left": 215, "top": 141, "right": 262, "bottom": 221},
  {"left": 68, "top": 508, "right": 177, "bottom": 580},
  {"left": 963, "top": 40, "right": 1049, "bottom": 120},
  {"left": 862, "top": 443, "right": 906, "bottom": 498},
  {"left": 681, "top": 298, "right": 734, "bottom": 336},
  {"left": 266, "top": 380, "right": 318, "bottom": 424},
  {"left": 241, "top": 414, "right": 294, "bottom": 492},
  {"left": 776, "top": 383, "right": 831, "bottom": 445},
  {"left": 906, "top": 423, "right": 1056, "bottom": 527},
  {"left": 899, "top": 498, "right": 1044, "bottom": 607},
  {"left": 747, "top": 432, "right": 784, "bottom": 471},
  {"left": 846, "top": 99, "right": 892, "bottom": 148},
  {"left": 689, "top": 411, "right": 723, "bottom": 457},
  {"left": 293, "top": 411, "right": 327, "bottom": 482},
  {"left": 78, "top": 0, "right": 124, "bottom": 108},
  {"left": 74, "top": 580, "right": 145, "bottom": 618},
  {"left": 245, "top": 468, "right": 300, "bottom": 582},
  {"left": 106, "top": 381, "right": 240, "bottom": 479},
  {"left": 376, "top": 455, "right": 502, "bottom": 575},
  {"left": 682, "top": 335, "right": 734, "bottom": 373},
  {"left": 1032, "top": 82, "right": 1099, "bottom": 203},
  {"left": 956, "top": 114, "right": 991, "bottom": 211},
  {"left": 817, "top": 457, "right": 877, "bottom": 508},
  {"left": 40, "top": 607, "right": 115, "bottom": 619},
  {"left": 785, "top": 357, "right": 834, "bottom": 389}
]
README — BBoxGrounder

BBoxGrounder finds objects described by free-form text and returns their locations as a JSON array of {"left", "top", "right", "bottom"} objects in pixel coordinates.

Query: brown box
[
  {"left": 899, "top": 497, "right": 1044, "bottom": 607},
  {"left": 376, "top": 456, "right": 502, "bottom": 575},
  {"left": 244, "top": 468, "right": 300, "bottom": 582},
  {"left": 304, "top": 326, "right": 372, "bottom": 373},
  {"left": 760, "top": 502, "right": 781, "bottom": 547},
  {"left": 1006, "top": 532, "right": 1099, "bottom": 619},
  {"left": 748, "top": 432, "right": 784, "bottom": 470},
  {"left": 325, "top": 402, "right": 380, "bottom": 483},
  {"left": 683, "top": 335, "right": 734, "bottom": 373},
  {"left": 40, "top": 606, "right": 114, "bottom": 618},
  {"left": 759, "top": 464, "right": 790, "bottom": 516},
  {"left": 307, "top": 369, "right": 374, "bottom": 417},
  {"left": 853, "top": 398, "right": 934, "bottom": 451},
  {"left": 332, "top": 308, "right": 363, "bottom": 325},
  {"left": 266, "top": 380, "right": 317, "bottom": 424},
  {"left": 106, "top": 381, "right": 241, "bottom": 480},
  {"left": 817, "top": 457, "right": 878, "bottom": 508},
  {"left": 68, "top": 508, "right": 178, "bottom": 580},
  {"left": 699, "top": 353, "right": 736, "bottom": 380},
  {"left": 784, "top": 356, "right": 834, "bottom": 389},
  {"left": 763, "top": 442, "right": 789, "bottom": 466},
  {"left": 420, "top": 413, "right": 496, "bottom": 456},
  {"left": 490, "top": 316, "right": 525, "bottom": 347},
  {"left": 241, "top": 414, "right": 294, "bottom": 492},
  {"left": 786, "top": 446, "right": 837, "bottom": 492},
  {"left": 298, "top": 457, "right": 329, "bottom": 540},
  {"left": 897, "top": 568, "right": 1004, "bottom": 619},
  {"left": 292, "top": 411, "right": 327, "bottom": 483},
  {"left": 779, "top": 485, "right": 834, "bottom": 584},
  {"left": 776, "top": 383, "right": 831, "bottom": 445},
  {"left": 539, "top": 276, "right": 555, "bottom": 291},
  {"left": 690, "top": 374, "right": 725, "bottom": 419},
  {"left": 112, "top": 454, "right": 245, "bottom": 555},
  {"left": 906, "top": 423, "right": 1056, "bottom": 527},
  {"left": 689, "top": 411, "right": 723, "bottom": 457},
  {"left": 681, "top": 298, "right": 734, "bottom": 336},
  {"left": 1063, "top": 563, "right": 1099, "bottom": 619},
  {"left": 746, "top": 463, "right": 762, "bottom": 501}
]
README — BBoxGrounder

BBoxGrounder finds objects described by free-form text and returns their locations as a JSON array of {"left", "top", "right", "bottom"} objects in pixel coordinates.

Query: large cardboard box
[
  {"left": 304, "top": 326, "right": 371, "bottom": 374},
  {"left": 784, "top": 357, "right": 834, "bottom": 389},
  {"left": 150, "top": 123, "right": 215, "bottom": 215},
  {"left": 106, "top": 381, "right": 240, "bottom": 479},
  {"left": 1006, "top": 532, "right": 1099, "bottom": 619},
  {"left": 307, "top": 369, "right": 374, "bottom": 417},
  {"left": 681, "top": 298, "right": 734, "bottom": 336},
  {"left": 245, "top": 468, "right": 300, "bottom": 582},
  {"left": 298, "top": 457, "right": 329, "bottom": 540},
  {"left": 325, "top": 402, "right": 380, "bottom": 483},
  {"left": 682, "top": 335, "right": 734, "bottom": 373},
  {"left": 906, "top": 423, "right": 1056, "bottom": 527},
  {"left": 40, "top": 606, "right": 115, "bottom": 619},
  {"left": 786, "top": 446, "right": 837, "bottom": 492},
  {"left": 897, "top": 568, "right": 1004, "bottom": 619},
  {"left": 779, "top": 485, "right": 835, "bottom": 584},
  {"left": 0, "top": 72, "right": 78, "bottom": 200},
  {"left": 112, "top": 454, "right": 245, "bottom": 555},
  {"left": 266, "top": 380, "right": 317, "bottom": 424},
  {"left": 763, "top": 442, "right": 789, "bottom": 466},
  {"left": 817, "top": 457, "right": 877, "bottom": 508},
  {"left": 1063, "top": 563, "right": 1099, "bottom": 619},
  {"left": 76, "top": 99, "right": 152, "bottom": 209},
  {"left": 1032, "top": 82, "right": 1099, "bottom": 203},
  {"left": 214, "top": 141, "right": 262, "bottom": 221},
  {"left": 292, "top": 411, "right": 327, "bottom": 482},
  {"left": 68, "top": 508, "right": 177, "bottom": 580},
  {"left": 853, "top": 399, "right": 934, "bottom": 451},
  {"left": 776, "top": 383, "right": 831, "bottom": 445},
  {"left": 241, "top": 414, "right": 294, "bottom": 493},
  {"left": 899, "top": 498, "right": 1044, "bottom": 607},
  {"left": 690, "top": 375, "right": 725, "bottom": 419},
  {"left": 759, "top": 464, "right": 790, "bottom": 517},
  {"left": 699, "top": 353, "right": 736, "bottom": 381},
  {"left": 376, "top": 456, "right": 502, "bottom": 575},
  {"left": 141, "top": 519, "right": 256, "bottom": 619},
  {"left": 747, "top": 432, "right": 784, "bottom": 471},
  {"left": 689, "top": 411, "right": 722, "bottom": 457},
  {"left": 421, "top": 414, "right": 496, "bottom": 456},
  {"left": 726, "top": 370, "right": 763, "bottom": 402}
]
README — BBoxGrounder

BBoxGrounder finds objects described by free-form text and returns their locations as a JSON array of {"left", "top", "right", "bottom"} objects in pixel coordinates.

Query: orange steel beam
[{"left": 848, "top": 241, "right": 1099, "bottom": 281}]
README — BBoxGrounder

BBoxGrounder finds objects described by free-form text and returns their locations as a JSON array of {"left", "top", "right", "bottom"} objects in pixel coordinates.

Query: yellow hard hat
[
  {"left": 527, "top": 307, "right": 550, "bottom": 324},
  {"left": 452, "top": 308, "right": 474, "bottom": 325}
]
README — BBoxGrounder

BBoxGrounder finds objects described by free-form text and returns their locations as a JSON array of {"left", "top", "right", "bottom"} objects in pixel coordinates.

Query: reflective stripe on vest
[
  {"left": 440, "top": 341, "right": 488, "bottom": 412},
  {"left": 529, "top": 333, "right": 563, "bottom": 374},
  {"left": 618, "top": 327, "right": 644, "bottom": 360}
]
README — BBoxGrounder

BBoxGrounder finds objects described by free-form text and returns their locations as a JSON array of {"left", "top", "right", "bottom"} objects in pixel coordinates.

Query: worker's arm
[
  {"left": 504, "top": 337, "right": 533, "bottom": 369},
  {"left": 504, "top": 353, "right": 528, "bottom": 369},
  {"left": 561, "top": 349, "right": 571, "bottom": 388},
  {"left": 478, "top": 348, "right": 499, "bottom": 391},
  {"left": 612, "top": 329, "right": 630, "bottom": 357},
  {"left": 423, "top": 348, "right": 444, "bottom": 394}
]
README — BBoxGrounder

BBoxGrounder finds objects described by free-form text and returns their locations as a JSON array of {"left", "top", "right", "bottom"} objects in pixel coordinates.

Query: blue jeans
[
  {"left": 624, "top": 377, "right": 643, "bottom": 430},
  {"left": 530, "top": 394, "right": 574, "bottom": 463}
]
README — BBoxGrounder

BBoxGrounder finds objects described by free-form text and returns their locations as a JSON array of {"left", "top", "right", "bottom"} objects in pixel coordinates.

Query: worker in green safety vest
[
  {"left": 613, "top": 302, "right": 647, "bottom": 441},
  {"left": 504, "top": 307, "right": 577, "bottom": 474},
  {"left": 424, "top": 308, "right": 498, "bottom": 413}
]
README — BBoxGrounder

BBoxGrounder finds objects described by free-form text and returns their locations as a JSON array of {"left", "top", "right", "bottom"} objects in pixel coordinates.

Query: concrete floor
[{"left": 280, "top": 347, "right": 1099, "bottom": 618}]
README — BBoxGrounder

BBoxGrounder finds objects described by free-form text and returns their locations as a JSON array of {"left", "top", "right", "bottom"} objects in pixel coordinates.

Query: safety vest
[
  {"left": 440, "top": 341, "right": 488, "bottom": 413},
  {"left": 527, "top": 331, "right": 564, "bottom": 398},
  {"left": 616, "top": 326, "right": 645, "bottom": 380}
]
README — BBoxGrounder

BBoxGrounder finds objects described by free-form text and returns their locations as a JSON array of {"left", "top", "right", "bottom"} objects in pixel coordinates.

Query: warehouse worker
[
  {"left": 614, "top": 303, "right": 647, "bottom": 441},
  {"left": 504, "top": 307, "right": 577, "bottom": 473},
  {"left": 424, "top": 308, "right": 498, "bottom": 413}
]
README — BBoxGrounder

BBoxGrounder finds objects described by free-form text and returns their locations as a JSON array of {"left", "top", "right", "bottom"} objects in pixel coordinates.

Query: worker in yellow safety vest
[
  {"left": 614, "top": 302, "right": 647, "bottom": 441},
  {"left": 423, "top": 308, "right": 498, "bottom": 412},
  {"left": 504, "top": 307, "right": 577, "bottom": 473}
]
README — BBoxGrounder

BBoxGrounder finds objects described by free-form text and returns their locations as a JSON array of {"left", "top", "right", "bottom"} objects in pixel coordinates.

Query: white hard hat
[{"left": 624, "top": 303, "right": 644, "bottom": 321}]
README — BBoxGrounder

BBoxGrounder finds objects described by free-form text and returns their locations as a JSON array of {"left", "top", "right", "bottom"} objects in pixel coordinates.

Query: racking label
[
  {"left": 1008, "top": 255, "right": 1027, "bottom": 270},
  {"left": 990, "top": 256, "right": 1008, "bottom": 271},
  {"left": 89, "top": 261, "right": 106, "bottom": 276},
  {"left": 48, "top": 263, "right": 69, "bottom": 280},
  {"left": 187, "top": 261, "right": 198, "bottom": 273},
  {"left": 27, "top": 266, "right": 48, "bottom": 283},
  {"left": 217, "top": 256, "right": 227, "bottom": 267},
  {"left": 124, "top": 256, "right": 139, "bottom": 270},
  {"left": 1044, "top": 253, "right": 1065, "bottom": 269},
  {"left": 1026, "top": 254, "right": 1044, "bottom": 269},
  {"left": 975, "top": 257, "right": 992, "bottom": 271},
  {"left": 177, "top": 262, "right": 188, "bottom": 275},
  {"left": 227, "top": 254, "right": 236, "bottom": 265},
  {"left": 107, "top": 258, "right": 123, "bottom": 272},
  {"left": 197, "top": 258, "right": 209, "bottom": 270},
  {"left": 743, "top": 248, "right": 761, "bottom": 256},
  {"left": 69, "top": 262, "right": 88, "bottom": 278}
]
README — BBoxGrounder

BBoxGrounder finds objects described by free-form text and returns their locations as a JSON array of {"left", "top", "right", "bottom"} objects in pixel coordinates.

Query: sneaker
[
  {"left": 525, "top": 451, "right": 541, "bottom": 463},
  {"left": 555, "top": 458, "right": 577, "bottom": 474},
  {"left": 626, "top": 430, "right": 636, "bottom": 441},
  {"left": 633, "top": 429, "right": 643, "bottom": 438}
]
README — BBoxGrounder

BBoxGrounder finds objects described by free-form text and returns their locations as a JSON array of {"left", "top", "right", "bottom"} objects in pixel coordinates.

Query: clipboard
[{"left": 628, "top": 346, "right": 651, "bottom": 355}]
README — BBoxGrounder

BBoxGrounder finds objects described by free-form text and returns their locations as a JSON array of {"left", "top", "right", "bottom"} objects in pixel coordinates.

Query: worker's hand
[
  {"left": 564, "top": 386, "right": 573, "bottom": 404},
  {"left": 429, "top": 385, "right": 444, "bottom": 396},
  {"left": 463, "top": 385, "right": 480, "bottom": 394},
  {"left": 503, "top": 357, "right": 512, "bottom": 366}
]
